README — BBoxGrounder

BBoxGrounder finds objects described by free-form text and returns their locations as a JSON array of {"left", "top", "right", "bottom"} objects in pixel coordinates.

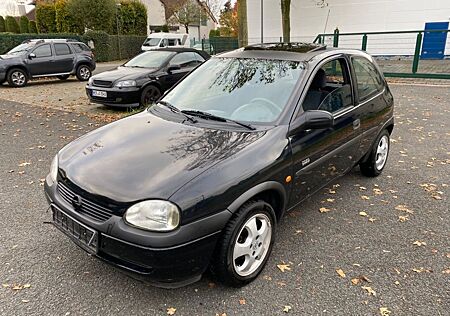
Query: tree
[
  {"left": 116, "top": 0, "right": 148, "bottom": 36},
  {"left": 237, "top": 0, "right": 247, "bottom": 46},
  {"left": 19, "top": 16, "right": 30, "bottom": 33},
  {"left": 204, "top": 0, "right": 226, "bottom": 19},
  {"left": 167, "top": 0, "right": 208, "bottom": 34},
  {"left": 281, "top": 0, "right": 291, "bottom": 42},
  {"left": 0, "top": 16, "right": 6, "bottom": 33},
  {"left": 219, "top": 0, "right": 238, "bottom": 37},
  {"left": 55, "top": 0, "right": 84, "bottom": 34},
  {"left": 28, "top": 20, "right": 38, "bottom": 33},
  {"left": 5, "top": 16, "right": 20, "bottom": 33},
  {"left": 67, "top": 0, "right": 116, "bottom": 33},
  {"left": 36, "top": 3, "right": 57, "bottom": 33}
]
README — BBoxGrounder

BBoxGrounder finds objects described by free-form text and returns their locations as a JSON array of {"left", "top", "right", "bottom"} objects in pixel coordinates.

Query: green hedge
[
  {"left": 19, "top": 16, "right": 30, "bottom": 34},
  {"left": 36, "top": 4, "right": 57, "bottom": 33},
  {"left": 28, "top": 21, "right": 38, "bottom": 34},
  {"left": 0, "top": 17, "right": 6, "bottom": 33},
  {"left": 5, "top": 16, "right": 20, "bottom": 33},
  {"left": 0, "top": 32, "right": 146, "bottom": 62}
]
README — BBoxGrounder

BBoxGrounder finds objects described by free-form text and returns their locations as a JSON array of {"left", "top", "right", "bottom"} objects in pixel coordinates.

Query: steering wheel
[{"left": 250, "top": 98, "right": 282, "bottom": 116}]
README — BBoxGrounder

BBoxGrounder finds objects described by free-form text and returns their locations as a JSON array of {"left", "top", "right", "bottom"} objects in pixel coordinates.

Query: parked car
[
  {"left": 45, "top": 43, "right": 394, "bottom": 288},
  {"left": 0, "top": 39, "right": 95, "bottom": 87},
  {"left": 86, "top": 48, "right": 210, "bottom": 108},
  {"left": 141, "top": 33, "right": 190, "bottom": 51}
]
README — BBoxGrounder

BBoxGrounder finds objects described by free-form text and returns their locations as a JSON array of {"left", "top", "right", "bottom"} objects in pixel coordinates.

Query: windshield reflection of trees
[
  {"left": 211, "top": 58, "right": 302, "bottom": 93},
  {"left": 163, "top": 129, "right": 264, "bottom": 170}
]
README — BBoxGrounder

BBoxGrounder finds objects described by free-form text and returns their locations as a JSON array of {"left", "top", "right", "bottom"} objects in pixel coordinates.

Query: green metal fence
[
  {"left": 191, "top": 37, "right": 239, "bottom": 55},
  {"left": 314, "top": 29, "right": 450, "bottom": 80}
]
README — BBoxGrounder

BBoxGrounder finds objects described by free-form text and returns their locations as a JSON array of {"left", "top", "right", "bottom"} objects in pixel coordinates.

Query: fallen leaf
[
  {"left": 361, "top": 195, "right": 370, "bottom": 200},
  {"left": 398, "top": 215, "right": 409, "bottom": 222},
  {"left": 277, "top": 264, "right": 291, "bottom": 272},
  {"left": 167, "top": 307, "right": 177, "bottom": 315},
  {"left": 18, "top": 162, "right": 31, "bottom": 167},
  {"left": 239, "top": 299, "right": 246, "bottom": 305},
  {"left": 319, "top": 207, "right": 331, "bottom": 213},
  {"left": 336, "top": 268, "right": 346, "bottom": 278},
  {"left": 373, "top": 188, "right": 383, "bottom": 195},
  {"left": 379, "top": 307, "right": 391, "bottom": 316},
  {"left": 413, "top": 241, "right": 426, "bottom": 247},
  {"left": 283, "top": 305, "right": 292, "bottom": 313},
  {"left": 23, "top": 284, "right": 31, "bottom": 289},
  {"left": 359, "top": 211, "right": 368, "bottom": 217},
  {"left": 362, "top": 286, "right": 376, "bottom": 296},
  {"left": 395, "top": 205, "right": 413, "bottom": 213},
  {"left": 21, "top": 299, "right": 30, "bottom": 303}
]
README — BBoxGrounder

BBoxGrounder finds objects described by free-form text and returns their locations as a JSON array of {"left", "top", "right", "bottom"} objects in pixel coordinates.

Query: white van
[{"left": 141, "top": 33, "right": 190, "bottom": 51}]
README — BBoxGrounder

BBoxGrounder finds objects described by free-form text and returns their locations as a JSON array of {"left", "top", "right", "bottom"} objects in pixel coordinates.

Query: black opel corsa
[{"left": 45, "top": 43, "right": 394, "bottom": 288}]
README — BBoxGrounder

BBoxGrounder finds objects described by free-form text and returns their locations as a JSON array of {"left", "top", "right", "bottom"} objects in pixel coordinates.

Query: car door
[
  {"left": 53, "top": 43, "right": 75, "bottom": 73},
  {"left": 288, "top": 56, "right": 362, "bottom": 206},
  {"left": 27, "top": 43, "right": 54, "bottom": 76},
  {"left": 162, "top": 52, "right": 205, "bottom": 89}
]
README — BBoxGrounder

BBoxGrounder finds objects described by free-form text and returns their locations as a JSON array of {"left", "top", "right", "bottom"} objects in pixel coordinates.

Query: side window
[
  {"left": 160, "top": 39, "right": 169, "bottom": 47},
  {"left": 302, "top": 58, "right": 353, "bottom": 114},
  {"left": 194, "top": 52, "right": 205, "bottom": 63},
  {"left": 168, "top": 39, "right": 177, "bottom": 46},
  {"left": 169, "top": 52, "right": 201, "bottom": 68},
  {"left": 54, "top": 43, "right": 71, "bottom": 56},
  {"left": 72, "top": 43, "right": 90, "bottom": 53},
  {"left": 32, "top": 44, "right": 52, "bottom": 58},
  {"left": 352, "top": 57, "right": 384, "bottom": 102}
]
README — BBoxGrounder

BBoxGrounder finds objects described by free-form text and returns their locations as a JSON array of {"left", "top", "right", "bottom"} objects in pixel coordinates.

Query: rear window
[
  {"left": 72, "top": 43, "right": 91, "bottom": 53},
  {"left": 352, "top": 57, "right": 384, "bottom": 102}
]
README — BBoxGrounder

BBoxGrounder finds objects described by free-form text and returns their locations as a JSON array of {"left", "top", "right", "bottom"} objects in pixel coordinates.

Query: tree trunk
[
  {"left": 185, "top": 23, "right": 189, "bottom": 33},
  {"left": 281, "top": 0, "right": 291, "bottom": 43},
  {"left": 237, "top": 0, "right": 248, "bottom": 47}
]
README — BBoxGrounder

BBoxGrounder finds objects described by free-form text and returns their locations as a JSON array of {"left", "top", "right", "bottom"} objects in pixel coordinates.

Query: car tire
[
  {"left": 140, "top": 85, "right": 161, "bottom": 106},
  {"left": 7, "top": 68, "right": 28, "bottom": 87},
  {"left": 76, "top": 65, "right": 91, "bottom": 81},
  {"left": 360, "top": 129, "right": 390, "bottom": 177},
  {"left": 211, "top": 200, "right": 276, "bottom": 287},
  {"left": 57, "top": 75, "right": 70, "bottom": 80}
]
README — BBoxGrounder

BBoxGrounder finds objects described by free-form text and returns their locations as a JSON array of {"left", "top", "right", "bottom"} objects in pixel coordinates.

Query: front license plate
[
  {"left": 51, "top": 205, "right": 98, "bottom": 254},
  {"left": 92, "top": 90, "right": 107, "bottom": 98}
]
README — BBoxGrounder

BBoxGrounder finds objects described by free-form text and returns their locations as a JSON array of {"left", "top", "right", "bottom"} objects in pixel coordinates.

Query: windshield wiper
[
  {"left": 158, "top": 101, "right": 197, "bottom": 124},
  {"left": 181, "top": 110, "right": 255, "bottom": 130}
]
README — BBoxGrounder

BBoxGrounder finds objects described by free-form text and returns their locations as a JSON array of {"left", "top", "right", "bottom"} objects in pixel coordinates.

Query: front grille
[
  {"left": 93, "top": 80, "right": 113, "bottom": 88},
  {"left": 57, "top": 182, "right": 114, "bottom": 222}
]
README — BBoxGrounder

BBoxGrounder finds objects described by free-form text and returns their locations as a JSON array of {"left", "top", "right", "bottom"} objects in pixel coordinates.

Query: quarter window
[
  {"left": 352, "top": 57, "right": 384, "bottom": 102},
  {"left": 72, "top": 43, "right": 90, "bottom": 53},
  {"left": 54, "top": 43, "right": 71, "bottom": 56},
  {"left": 32, "top": 44, "right": 52, "bottom": 58}
]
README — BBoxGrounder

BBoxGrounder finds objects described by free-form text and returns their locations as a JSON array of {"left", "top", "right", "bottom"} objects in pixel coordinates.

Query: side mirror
[
  {"left": 28, "top": 53, "right": 36, "bottom": 59},
  {"left": 168, "top": 64, "right": 181, "bottom": 73},
  {"left": 289, "top": 110, "right": 334, "bottom": 135}
]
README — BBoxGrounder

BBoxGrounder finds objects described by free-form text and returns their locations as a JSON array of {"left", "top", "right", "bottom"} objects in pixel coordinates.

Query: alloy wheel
[
  {"left": 11, "top": 71, "right": 26, "bottom": 86},
  {"left": 375, "top": 135, "right": 389, "bottom": 170},
  {"left": 79, "top": 67, "right": 91, "bottom": 80}
]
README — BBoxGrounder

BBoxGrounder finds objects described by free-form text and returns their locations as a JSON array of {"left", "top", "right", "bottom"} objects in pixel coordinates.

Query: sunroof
[{"left": 244, "top": 42, "right": 326, "bottom": 53}]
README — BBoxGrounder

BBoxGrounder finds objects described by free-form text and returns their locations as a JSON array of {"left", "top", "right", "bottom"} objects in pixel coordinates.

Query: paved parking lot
[{"left": 0, "top": 83, "right": 449, "bottom": 316}]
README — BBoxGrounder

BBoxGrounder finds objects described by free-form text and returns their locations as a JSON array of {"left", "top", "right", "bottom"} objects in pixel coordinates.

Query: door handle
[{"left": 353, "top": 119, "right": 361, "bottom": 130}]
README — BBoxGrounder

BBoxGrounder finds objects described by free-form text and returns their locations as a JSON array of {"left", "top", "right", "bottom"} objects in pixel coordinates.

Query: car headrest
[{"left": 310, "top": 68, "right": 327, "bottom": 89}]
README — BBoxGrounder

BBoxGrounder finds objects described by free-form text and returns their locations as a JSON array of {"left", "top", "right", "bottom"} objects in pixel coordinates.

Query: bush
[
  {"left": 67, "top": 0, "right": 116, "bottom": 33},
  {"left": 36, "top": 4, "right": 57, "bottom": 33},
  {"left": 28, "top": 21, "right": 38, "bottom": 34},
  {"left": 55, "top": 0, "right": 84, "bottom": 34},
  {"left": 5, "top": 16, "right": 20, "bottom": 33},
  {"left": 0, "top": 17, "right": 5, "bottom": 33},
  {"left": 209, "top": 29, "right": 220, "bottom": 38},
  {"left": 0, "top": 33, "right": 83, "bottom": 55},
  {"left": 19, "top": 16, "right": 30, "bottom": 33},
  {"left": 117, "top": 0, "right": 148, "bottom": 36}
]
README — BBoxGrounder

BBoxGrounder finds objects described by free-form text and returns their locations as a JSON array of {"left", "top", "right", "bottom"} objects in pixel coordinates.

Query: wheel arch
[
  {"left": 141, "top": 80, "right": 162, "bottom": 92},
  {"left": 6, "top": 65, "right": 30, "bottom": 78},
  {"left": 227, "top": 181, "right": 287, "bottom": 221}
]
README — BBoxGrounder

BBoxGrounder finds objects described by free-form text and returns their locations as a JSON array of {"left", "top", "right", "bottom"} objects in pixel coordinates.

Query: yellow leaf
[
  {"left": 167, "top": 307, "right": 177, "bottom": 315},
  {"left": 239, "top": 299, "right": 246, "bottom": 305},
  {"left": 373, "top": 188, "right": 383, "bottom": 195},
  {"left": 361, "top": 195, "right": 370, "bottom": 200},
  {"left": 319, "top": 207, "right": 331, "bottom": 213},
  {"left": 326, "top": 198, "right": 335, "bottom": 202},
  {"left": 362, "top": 286, "right": 376, "bottom": 296},
  {"left": 395, "top": 205, "right": 413, "bottom": 213},
  {"left": 283, "top": 305, "right": 292, "bottom": 313},
  {"left": 336, "top": 268, "right": 346, "bottom": 278},
  {"left": 351, "top": 278, "right": 360, "bottom": 285},
  {"left": 379, "top": 307, "right": 391, "bottom": 316},
  {"left": 368, "top": 217, "right": 376, "bottom": 222},
  {"left": 398, "top": 215, "right": 409, "bottom": 222},
  {"left": 23, "top": 284, "right": 31, "bottom": 289},
  {"left": 277, "top": 264, "right": 291, "bottom": 272},
  {"left": 413, "top": 241, "right": 426, "bottom": 246},
  {"left": 359, "top": 211, "right": 368, "bottom": 217}
]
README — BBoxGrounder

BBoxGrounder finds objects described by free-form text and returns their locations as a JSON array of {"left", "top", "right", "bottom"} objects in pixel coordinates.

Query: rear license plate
[
  {"left": 52, "top": 205, "right": 98, "bottom": 254},
  {"left": 92, "top": 90, "right": 107, "bottom": 98}
]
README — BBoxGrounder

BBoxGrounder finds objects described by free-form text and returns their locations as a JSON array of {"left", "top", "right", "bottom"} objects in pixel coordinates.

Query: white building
[
  {"left": 246, "top": 0, "right": 450, "bottom": 57},
  {"left": 0, "top": 0, "right": 35, "bottom": 17},
  {"left": 140, "top": 0, "right": 217, "bottom": 41}
]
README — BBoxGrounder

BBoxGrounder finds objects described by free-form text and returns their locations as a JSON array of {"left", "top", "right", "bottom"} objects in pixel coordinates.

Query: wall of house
[
  {"left": 247, "top": 0, "right": 450, "bottom": 55},
  {"left": 141, "top": 0, "right": 166, "bottom": 34}
]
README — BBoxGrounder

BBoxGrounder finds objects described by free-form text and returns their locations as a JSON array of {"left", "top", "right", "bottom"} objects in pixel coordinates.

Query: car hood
[
  {"left": 92, "top": 66, "right": 157, "bottom": 82},
  {"left": 58, "top": 110, "right": 264, "bottom": 203},
  {"left": 0, "top": 54, "right": 21, "bottom": 60}
]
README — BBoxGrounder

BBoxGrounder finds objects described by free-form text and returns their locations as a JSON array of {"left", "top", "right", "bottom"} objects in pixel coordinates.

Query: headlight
[
  {"left": 124, "top": 200, "right": 180, "bottom": 232},
  {"left": 88, "top": 77, "right": 94, "bottom": 85},
  {"left": 50, "top": 154, "right": 58, "bottom": 183},
  {"left": 115, "top": 80, "right": 136, "bottom": 87}
]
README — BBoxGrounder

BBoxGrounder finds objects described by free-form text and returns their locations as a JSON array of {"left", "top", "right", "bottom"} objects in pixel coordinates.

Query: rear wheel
[
  {"left": 76, "top": 65, "right": 91, "bottom": 81},
  {"left": 57, "top": 75, "right": 70, "bottom": 80},
  {"left": 211, "top": 200, "right": 276, "bottom": 287},
  {"left": 140, "top": 85, "right": 161, "bottom": 106},
  {"left": 360, "top": 130, "right": 390, "bottom": 177},
  {"left": 7, "top": 68, "right": 28, "bottom": 87}
]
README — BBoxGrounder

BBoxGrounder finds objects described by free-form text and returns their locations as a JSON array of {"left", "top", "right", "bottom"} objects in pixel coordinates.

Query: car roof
[
  {"left": 146, "top": 33, "right": 186, "bottom": 39},
  {"left": 23, "top": 39, "right": 85, "bottom": 44},
  {"left": 218, "top": 42, "right": 371, "bottom": 62},
  {"left": 154, "top": 47, "right": 211, "bottom": 59}
]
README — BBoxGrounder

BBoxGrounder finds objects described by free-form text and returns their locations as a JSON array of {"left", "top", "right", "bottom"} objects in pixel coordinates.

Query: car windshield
[
  {"left": 143, "top": 38, "right": 161, "bottom": 47},
  {"left": 123, "top": 51, "right": 174, "bottom": 68},
  {"left": 161, "top": 57, "right": 306, "bottom": 123},
  {"left": 7, "top": 43, "right": 36, "bottom": 55}
]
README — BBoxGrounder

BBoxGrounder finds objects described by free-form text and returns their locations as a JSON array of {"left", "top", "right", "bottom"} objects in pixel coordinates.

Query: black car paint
[
  {"left": 0, "top": 40, "right": 95, "bottom": 83},
  {"left": 44, "top": 48, "right": 394, "bottom": 287},
  {"left": 85, "top": 48, "right": 210, "bottom": 107}
]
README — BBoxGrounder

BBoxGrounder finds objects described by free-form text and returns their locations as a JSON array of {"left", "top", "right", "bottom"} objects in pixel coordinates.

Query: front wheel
[
  {"left": 140, "top": 85, "right": 161, "bottom": 106},
  {"left": 7, "top": 68, "right": 28, "bottom": 87},
  {"left": 211, "top": 200, "right": 276, "bottom": 287},
  {"left": 360, "top": 130, "right": 390, "bottom": 177},
  {"left": 76, "top": 65, "right": 91, "bottom": 81}
]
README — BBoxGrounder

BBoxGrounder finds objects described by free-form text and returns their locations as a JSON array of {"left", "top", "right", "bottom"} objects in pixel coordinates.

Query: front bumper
[
  {"left": 85, "top": 85, "right": 141, "bottom": 108},
  {"left": 44, "top": 177, "right": 231, "bottom": 288}
]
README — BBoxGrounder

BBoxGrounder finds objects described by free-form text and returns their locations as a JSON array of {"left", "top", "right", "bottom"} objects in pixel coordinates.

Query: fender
[
  {"left": 360, "top": 116, "right": 394, "bottom": 164},
  {"left": 226, "top": 181, "right": 287, "bottom": 216}
]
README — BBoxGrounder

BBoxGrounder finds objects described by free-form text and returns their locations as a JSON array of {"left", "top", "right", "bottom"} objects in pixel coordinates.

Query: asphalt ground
[{"left": 0, "top": 84, "right": 449, "bottom": 316}]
